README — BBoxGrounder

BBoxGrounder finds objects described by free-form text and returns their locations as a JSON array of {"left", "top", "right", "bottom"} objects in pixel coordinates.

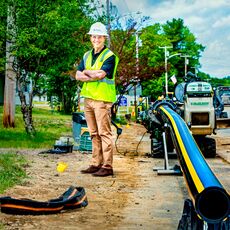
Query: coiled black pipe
[{"left": 155, "top": 103, "right": 230, "bottom": 224}]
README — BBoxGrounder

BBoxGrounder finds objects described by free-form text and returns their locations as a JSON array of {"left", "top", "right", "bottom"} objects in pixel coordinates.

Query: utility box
[{"left": 72, "top": 112, "right": 92, "bottom": 152}]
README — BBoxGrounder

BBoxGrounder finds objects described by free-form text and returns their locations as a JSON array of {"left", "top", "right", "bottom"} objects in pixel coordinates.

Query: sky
[{"left": 109, "top": 0, "right": 230, "bottom": 78}]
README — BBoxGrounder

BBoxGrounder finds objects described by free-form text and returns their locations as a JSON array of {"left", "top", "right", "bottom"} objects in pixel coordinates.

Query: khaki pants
[{"left": 84, "top": 98, "right": 113, "bottom": 169}]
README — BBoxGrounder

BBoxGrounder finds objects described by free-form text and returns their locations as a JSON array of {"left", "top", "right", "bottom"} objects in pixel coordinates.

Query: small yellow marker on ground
[{"left": 57, "top": 162, "right": 68, "bottom": 173}]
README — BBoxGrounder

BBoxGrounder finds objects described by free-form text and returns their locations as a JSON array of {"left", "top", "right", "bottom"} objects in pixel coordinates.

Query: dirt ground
[{"left": 0, "top": 123, "right": 229, "bottom": 230}]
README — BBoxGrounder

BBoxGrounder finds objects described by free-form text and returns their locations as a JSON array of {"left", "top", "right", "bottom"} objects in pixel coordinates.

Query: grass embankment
[
  {"left": 0, "top": 153, "right": 28, "bottom": 229},
  {"left": 0, "top": 106, "right": 72, "bottom": 148},
  {"left": 0, "top": 153, "right": 27, "bottom": 193},
  {"left": 0, "top": 106, "right": 72, "bottom": 228},
  {"left": 0, "top": 105, "right": 72, "bottom": 188}
]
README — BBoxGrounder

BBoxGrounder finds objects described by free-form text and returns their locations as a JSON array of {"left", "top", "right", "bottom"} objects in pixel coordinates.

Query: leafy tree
[
  {"left": 109, "top": 17, "right": 206, "bottom": 101},
  {"left": 162, "top": 18, "right": 205, "bottom": 81},
  {"left": 139, "top": 24, "right": 169, "bottom": 80},
  {"left": 139, "top": 18, "right": 205, "bottom": 99},
  {"left": 199, "top": 72, "right": 230, "bottom": 87},
  {"left": 111, "top": 17, "right": 139, "bottom": 86},
  {"left": 1, "top": 0, "right": 92, "bottom": 135},
  {"left": 1, "top": 0, "right": 228, "bottom": 134},
  {"left": 34, "top": 1, "right": 92, "bottom": 114},
  {"left": 0, "top": 0, "right": 7, "bottom": 76},
  {"left": 142, "top": 76, "right": 165, "bottom": 102}
]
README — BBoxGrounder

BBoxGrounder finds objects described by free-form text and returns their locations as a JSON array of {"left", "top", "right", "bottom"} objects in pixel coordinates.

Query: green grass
[
  {"left": 0, "top": 106, "right": 73, "bottom": 228},
  {"left": 0, "top": 106, "right": 72, "bottom": 190},
  {"left": 0, "top": 153, "right": 28, "bottom": 193},
  {"left": 0, "top": 223, "right": 4, "bottom": 230},
  {"left": 0, "top": 106, "right": 72, "bottom": 148},
  {"left": 0, "top": 106, "right": 72, "bottom": 229},
  {"left": 0, "top": 153, "right": 28, "bottom": 229}
]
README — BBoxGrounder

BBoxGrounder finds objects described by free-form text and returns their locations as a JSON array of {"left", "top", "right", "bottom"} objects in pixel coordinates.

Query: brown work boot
[
  {"left": 92, "top": 168, "right": 113, "bottom": 177},
  {"left": 80, "top": 165, "right": 101, "bottom": 174}
]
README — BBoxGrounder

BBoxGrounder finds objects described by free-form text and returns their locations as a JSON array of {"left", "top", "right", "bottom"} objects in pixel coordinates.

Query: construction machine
[
  {"left": 137, "top": 73, "right": 230, "bottom": 228},
  {"left": 141, "top": 72, "right": 227, "bottom": 158},
  {"left": 174, "top": 73, "right": 218, "bottom": 157}
]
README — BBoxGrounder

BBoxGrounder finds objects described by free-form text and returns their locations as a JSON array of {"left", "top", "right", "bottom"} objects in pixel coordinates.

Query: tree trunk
[
  {"left": 3, "top": 4, "right": 16, "bottom": 128},
  {"left": 18, "top": 86, "right": 36, "bottom": 136},
  {"left": 3, "top": 60, "right": 16, "bottom": 127}
]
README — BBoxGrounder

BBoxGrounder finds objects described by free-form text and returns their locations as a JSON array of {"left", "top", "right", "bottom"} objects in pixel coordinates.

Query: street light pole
[
  {"left": 160, "top": 47, "right": 181, "bottom": 98},
  {"left": 181, "top": 55, "right": 190, "bottom": 76},
  {"left": 135, "top": 32, "right": 140, "bottom": 78},
  {"left": 159, "top": 46, "right": 172, "bottom": 98},
  {"left": 134, "top": 31, "right": 141, "bottom": 120}
]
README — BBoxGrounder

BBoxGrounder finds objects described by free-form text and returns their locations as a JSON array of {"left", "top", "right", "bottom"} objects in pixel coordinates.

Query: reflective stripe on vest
[
  {"left": 99, "top": 78, "right": 114, "bottom": 85},
  {"left": 81, "top": 48, "right": 119, "bottom": 103}
]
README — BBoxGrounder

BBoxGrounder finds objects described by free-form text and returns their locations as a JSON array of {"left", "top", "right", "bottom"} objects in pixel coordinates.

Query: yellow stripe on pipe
[{"left": 160, "top": 106, "right": 204, "bottom": 193}]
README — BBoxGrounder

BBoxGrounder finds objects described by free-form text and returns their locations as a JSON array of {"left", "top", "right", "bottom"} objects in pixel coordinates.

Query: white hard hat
[{"left": 87, "top": 22, "right": 108, "bottom": 36}]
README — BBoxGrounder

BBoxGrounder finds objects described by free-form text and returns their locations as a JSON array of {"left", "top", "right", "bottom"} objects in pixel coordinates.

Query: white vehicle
[{"left": 175, "top": 79, "right": 216, "bottom": 157}]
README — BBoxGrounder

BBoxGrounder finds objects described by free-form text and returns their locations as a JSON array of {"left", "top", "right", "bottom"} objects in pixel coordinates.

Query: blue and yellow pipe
[{"left": 155, "top": 104, "right": 230, "bottom": 224}]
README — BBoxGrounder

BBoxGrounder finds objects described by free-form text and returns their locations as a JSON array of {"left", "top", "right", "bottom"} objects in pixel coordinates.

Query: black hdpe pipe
[{"left": 152, "top": 101, "right": 230, "bottom": 224}]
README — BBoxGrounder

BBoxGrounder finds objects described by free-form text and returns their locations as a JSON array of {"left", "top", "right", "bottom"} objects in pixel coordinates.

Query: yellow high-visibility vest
[{"left": 81, "top": 48, "right": 119, "bottom": 103}]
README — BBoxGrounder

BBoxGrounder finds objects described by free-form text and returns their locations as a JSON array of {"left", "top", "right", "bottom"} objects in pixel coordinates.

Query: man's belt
[{"left": 0, "top": 186, "right": 88, "bottom": 215}]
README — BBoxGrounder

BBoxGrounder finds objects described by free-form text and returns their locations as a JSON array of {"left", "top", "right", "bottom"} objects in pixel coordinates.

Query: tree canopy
[
  {"left": 1, "top": 0, "right": 93, "bottom": 134},
  {"left": 0, "top": 0, "right": 229, "bottom": 133},
  {"left": 14, "top": 0, "right": 92, "bottom": 113},
  {"left": 111, "top": 17, "right": 205, "bottom": 99}
]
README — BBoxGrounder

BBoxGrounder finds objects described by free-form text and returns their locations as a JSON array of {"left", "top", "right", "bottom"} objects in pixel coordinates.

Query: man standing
[{"left": 75, "top": 22, "right": 119, "bottom": 177}]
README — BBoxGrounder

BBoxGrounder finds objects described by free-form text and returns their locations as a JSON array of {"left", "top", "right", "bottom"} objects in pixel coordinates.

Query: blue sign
[{"left": 118, "top": 96, "right": 127, "bottom": 106}]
